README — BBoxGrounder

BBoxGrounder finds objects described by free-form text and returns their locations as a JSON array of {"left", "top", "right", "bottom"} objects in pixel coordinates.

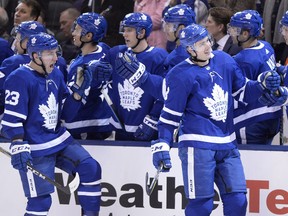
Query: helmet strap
[{"left": 32, "top": 53, "right": 48, "bottom": 76}]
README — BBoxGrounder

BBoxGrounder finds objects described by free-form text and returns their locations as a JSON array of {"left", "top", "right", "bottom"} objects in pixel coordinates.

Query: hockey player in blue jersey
[
  {"left": 150, "top": 24, "right": 284, "bottom": 216},
  {"left": 108, "top": 12, "right": 168, "bottom": 141},
  {"left": 115, "top": 5, "right": 195, "bottom": 102},
  {"left": 162, "top": 4, "right": 196, "bottom": 72},
  {"left": 1, "top": 33, "right": 101, "bottom": 216},
  {"left": 63, "top": 12, "right": 113, "bottom": 140},
  {"left": 228, "top": 10, "right": 281, "bottom": 145},
  {"left": 0, "top": 21, "right": 68, "bottom": 116}
]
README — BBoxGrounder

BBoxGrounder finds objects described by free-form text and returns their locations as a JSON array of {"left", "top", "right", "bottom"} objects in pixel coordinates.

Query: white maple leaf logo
[
  {"left": 118, "top": 80, "right": 143, "bottom": 111},
  {"left": 203, "top": 83, "right": 228, "bottom": 122},
  {"left": 38, "top": 93, "right": 58, "bottom": 130}
]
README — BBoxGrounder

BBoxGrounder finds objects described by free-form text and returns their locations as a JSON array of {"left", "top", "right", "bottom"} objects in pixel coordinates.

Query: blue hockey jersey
[
  {"left": 232, "top": 40, "right": 281, "bottom": 129},
  {"left": 0, "top": 54, "right": 68, "bottom": 115},
  {"left": 108, "top": 45, "right": 168, "bottom": 135},
  {"left": 1, "top": 65, "right": 81, "bottom": 157},
  {"left": 63, "top": 44, "right": 112, "bottom": 135},
  {"left": 158, "top": 51, "right": 263, "bottom": 150}
]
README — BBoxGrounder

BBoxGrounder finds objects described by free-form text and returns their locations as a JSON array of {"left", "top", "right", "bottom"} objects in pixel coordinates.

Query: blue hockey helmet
[
  {"left": 119, "top": 12, "right": 153, "bottom": 37},
  {"left": 75, "top": 12, "right": 107, "bottom": 42},
  {"left": 179, "top": 23, "right": 209, "bottom": 48},
  {"left": 16, "top": 21, "right": 47, "bottom": 42},
  {"left": 163, "top": 4, "right": 196, "bottom": 27},
  {"left": 27, "top": 32, "right": 58, "bottom": 57},
  {"left": 280, "top": 11, "right": 288, "bottom": 27},
  {"left": 229, "top": 10, "right": 263, "bottom": 37}
]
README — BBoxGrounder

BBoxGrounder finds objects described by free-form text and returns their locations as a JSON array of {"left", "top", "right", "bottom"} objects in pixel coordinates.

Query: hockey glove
[
  {"left": 258, "top": 86, "right": 288, "bottom": 107},
  {"left": 70, "top": 66, "right": 92, "bottom": 100},
  {"left": 115, "top": 51, "right": 148, "bottom": 87},
  {"left": 10, "top": 141, "right": 32, "bottom": 172},
  {"left": 151, "top": 139, "right": 172, "bottom": 172},
  {"left": 86, "top": 60, "right": 112, "bottom": 82},
  {"left": 134, "top": 115, "right": 158, "bottom": 141},
  {"left": 257, "top": 70, "right": 281, "bottom": 92}
]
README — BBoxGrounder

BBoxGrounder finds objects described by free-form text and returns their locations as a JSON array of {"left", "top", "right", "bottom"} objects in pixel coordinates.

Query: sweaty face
[
  {"left": 122, "top": 27, "right": 138, "bottom": 48},
  {"left": 40, "top": 49, "right": 58, "bottom": 74},
  {"left": 14, "top": 3, "right": 35, "bottom": 26}
]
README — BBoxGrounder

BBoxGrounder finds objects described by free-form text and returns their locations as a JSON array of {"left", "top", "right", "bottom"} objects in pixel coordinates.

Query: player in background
[
  {"left": 107, "top": 12, "right": 168, "bottom": 141},
  {"left": 1, "top": 32, "right": 101, "bottom": 216},
  {"left": 227, "top": 10, "right": 281, "bottom": 145},
  {"left": 115, "top": 5, "right": 195, "bottom": 102},
  {"left": 150, "top": 23, "right": 285, "bottom": 216},
  {"left": 162, "top": 4, "right": 196, "bottom": 72},
  {"left": 275, "top": 10, "right": 288, "bottom": 66},
  {"left": 63, "top": 12, "right": 113, "bottom": 140}
]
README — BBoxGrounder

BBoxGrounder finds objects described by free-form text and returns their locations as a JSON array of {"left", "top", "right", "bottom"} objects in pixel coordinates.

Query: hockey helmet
[
  {"left": 27, "top": 32, "right": 58, "bottom": 57},
  {"left": 75, "top": 12, "right": 107, "bottom": 42},
  {"left": 228, "top": 10, "right": 263, "bottom": 37},
  {"left": 15, "top": 21, "right": 47, "bottom": 43},
  {"left": 179, "top": 23, "right": 209, "bottom": 48},
  {"left": 163, "top": 4, "right": 196, "bottom": 27},
  {"left": 280, "top": 11, "right": 288, "bottom": 27},
  {"left": 119, "top": 12, "right": 152, "bottom": 37}
]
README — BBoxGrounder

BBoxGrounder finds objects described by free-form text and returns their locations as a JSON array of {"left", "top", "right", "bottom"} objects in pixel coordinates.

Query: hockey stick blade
[
  {"left": 145, "top": 163, "right": 163, "bottom": 196},
  {"left": 0, "top": 146, "right": 80, "bottom": 194}
]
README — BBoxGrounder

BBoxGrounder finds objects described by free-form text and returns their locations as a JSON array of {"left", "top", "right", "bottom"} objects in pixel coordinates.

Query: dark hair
[
  {"left": 19, "top": 0, "right": 42, "bottom": 21},
  {"left": 208, "top": 7, "right": 233, "bottom": 34}
]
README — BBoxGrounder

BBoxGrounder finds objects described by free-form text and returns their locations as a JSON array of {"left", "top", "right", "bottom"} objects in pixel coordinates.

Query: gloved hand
[
  {"left": 134, "top": 115, "right": 158, "bottom": 141},
  {"left": 258, "top": 86, "right": 288, "bottom": 107},
  {"left": 257, "top": 70, "right": 281, "bottom": 92},
  {"left": 115, "top": 51, "right": 148, "bottom": 87},
  {"left": 70, "top": 66, "right": 92, "bottom": 100},
  {"left": 86, "top": 60, "right": 112, "bottom": 82},
  {"left": 151, "top": 139, "right": 172, "bottom": 172},
  {"left": 10, "top": 141, "right": 32, "bottom": 172}
]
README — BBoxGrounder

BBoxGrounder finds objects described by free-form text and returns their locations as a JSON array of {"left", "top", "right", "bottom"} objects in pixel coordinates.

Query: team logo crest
[
  {"left": 118, "top": 80, "right": 143, "bottom": 111},
  {"left": 203, "top": 83, "right": 228, "bottom": 122},
  {"left": 38, "top": 92, "right": 58, "bottom": 130}
]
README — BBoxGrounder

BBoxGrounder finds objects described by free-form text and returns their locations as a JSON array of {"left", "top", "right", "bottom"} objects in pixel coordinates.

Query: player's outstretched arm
[
  {"left": 85, "top": 60, "right": 112, "bottom": 82},
  {"left": 115, "top": 51, "right": 148, "bottom": 87},
  {"left": 69, "top": 66, "right": 93, "bottom": 101},
  {"left": 257, "top": 70, "right": 281, "bottom": 92},
  {"left": 259, "top": 86, "right": 288, "bottom": 107}
]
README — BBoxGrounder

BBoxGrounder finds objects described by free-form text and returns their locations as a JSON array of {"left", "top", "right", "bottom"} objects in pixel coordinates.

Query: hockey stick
[
  {"left": 101, "top": 84, "right": 125, "bottom": 130},
  {"left": 0, "top": 146, "right": 80, "bottom": 194},
  {"left": 145, "top": 163, "right": 163, "bottom": 196}
]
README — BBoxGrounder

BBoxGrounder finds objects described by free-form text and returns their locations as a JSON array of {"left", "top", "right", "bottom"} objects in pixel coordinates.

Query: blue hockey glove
[
  {"left": 134, "top": 115, "right": 158, "bottom": 141},
  {"left": 258, "top": 86, "right": 288, "bottom": 107},
  {"left": 115, "top": 51, "right": 148, "bottom": 87},
  {"left": 10, "top": 141, "right": 32, "bottom": 172},
  {"left": 86, "top": 60, "right": 112, "bottom": 82},
  {"left": 257, "top": 70, "right": 281, "bottom": 92},
  {"left": 70, "top": 66, "right": 92, "bottom": 100},
  {"left": 151, "top": 139, "right": 172, "bottom": 172}
]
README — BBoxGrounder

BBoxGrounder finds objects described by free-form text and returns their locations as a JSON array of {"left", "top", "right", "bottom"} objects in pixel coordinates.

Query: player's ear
[
  {"left": 186, "top": 46, "right": 195, "bottom": 56},
  {"left": 138, "top": 29, "right": 146, "bottom": 39}
]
